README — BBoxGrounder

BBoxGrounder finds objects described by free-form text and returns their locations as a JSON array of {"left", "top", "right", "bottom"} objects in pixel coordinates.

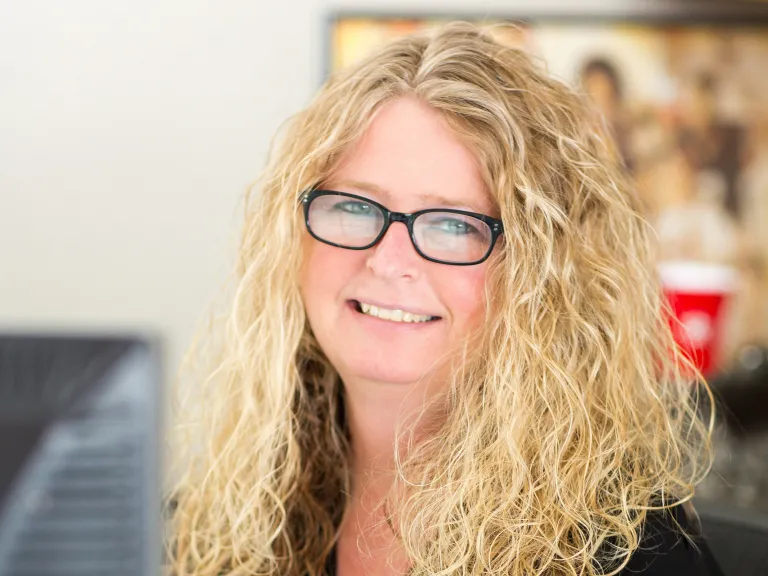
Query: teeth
[{"left": 357, "top": 301, "right": 434, "bottom": 323}]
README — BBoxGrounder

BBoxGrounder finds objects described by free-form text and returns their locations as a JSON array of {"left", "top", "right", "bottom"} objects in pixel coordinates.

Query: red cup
[{"left": 658, "top": 261, "right": 737, "bottom": 376}]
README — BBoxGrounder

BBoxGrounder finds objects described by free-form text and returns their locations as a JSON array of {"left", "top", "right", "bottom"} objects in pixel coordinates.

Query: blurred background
[{"left": 2, "top": 0, "right": 768, "bottom": 534}]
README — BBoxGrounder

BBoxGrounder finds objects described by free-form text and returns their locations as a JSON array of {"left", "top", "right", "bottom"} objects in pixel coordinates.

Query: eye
[
  {"left": 333, "top": 200, "right": 376, "bottom": 215},
  {"left": 430, "top": 217, "right": 480, "bottom": 236}
]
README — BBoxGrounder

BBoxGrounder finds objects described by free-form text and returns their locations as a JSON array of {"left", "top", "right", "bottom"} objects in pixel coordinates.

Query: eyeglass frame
[{"left": 301, "top": 189, "right": 504, "bottom": 266}]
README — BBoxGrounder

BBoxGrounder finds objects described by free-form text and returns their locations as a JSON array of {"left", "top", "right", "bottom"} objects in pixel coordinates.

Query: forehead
[{"left": 327, "top": 97, "right": 494, "bottom": 214}]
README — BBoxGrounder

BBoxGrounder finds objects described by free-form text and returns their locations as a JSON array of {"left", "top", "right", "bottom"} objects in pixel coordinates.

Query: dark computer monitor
[{"left": 0, "top": 333, "right": 162, "bottom": 576}]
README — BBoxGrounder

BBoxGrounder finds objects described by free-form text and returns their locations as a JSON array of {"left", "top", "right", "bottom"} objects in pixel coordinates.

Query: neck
[
  {"left": 336, "top": 375, "right": 442, "bottom": 575},
  {"left": 342, "top": 373, "right": 444, "bottom": 501}
]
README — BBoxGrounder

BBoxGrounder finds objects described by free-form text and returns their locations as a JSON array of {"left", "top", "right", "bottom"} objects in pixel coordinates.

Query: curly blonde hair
[{"left": 167, "top": 22, "right": 714, "bottom": 576}]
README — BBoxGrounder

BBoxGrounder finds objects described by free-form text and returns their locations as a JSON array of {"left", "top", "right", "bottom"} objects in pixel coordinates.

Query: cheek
[
  {"left": 300, "top": 240, "right": 357, "bottom": 315},
  {"left": 435, "top": 265, "right": 489, "bottom": 330}
]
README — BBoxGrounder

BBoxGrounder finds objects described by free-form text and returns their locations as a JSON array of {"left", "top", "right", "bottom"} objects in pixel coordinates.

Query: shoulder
[{"left": 620, "top": 504, "right": 724, "bottom": 576}]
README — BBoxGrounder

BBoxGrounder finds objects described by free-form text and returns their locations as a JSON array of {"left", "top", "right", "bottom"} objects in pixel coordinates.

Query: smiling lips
[{"left": 352, "top": 300, "right": 440, "bottom": 323}]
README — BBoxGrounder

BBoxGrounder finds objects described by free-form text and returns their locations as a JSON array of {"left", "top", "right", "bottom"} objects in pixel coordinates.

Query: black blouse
[
  {"left": 326, "top": 505, "right": 724, "bottom": 575},
  {"left": 617, "top": 504, "right": 723, "bottom": 575}
]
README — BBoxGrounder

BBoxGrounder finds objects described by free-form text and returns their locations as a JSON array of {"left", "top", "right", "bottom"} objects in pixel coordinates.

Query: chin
[
  {"left": 350, "top": 366, "right": 423, "bottom": 385},
  {"left": 341, "top": 352, "right": 435, "bottom": 386}
]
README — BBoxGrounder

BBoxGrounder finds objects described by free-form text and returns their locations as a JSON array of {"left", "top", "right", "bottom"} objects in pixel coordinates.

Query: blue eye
[
  {"left": 430, "top": 218, "right": 480, "bottom": 236},
  {"left": 334, "top": 200, "right": 376, "bottom": 215}
]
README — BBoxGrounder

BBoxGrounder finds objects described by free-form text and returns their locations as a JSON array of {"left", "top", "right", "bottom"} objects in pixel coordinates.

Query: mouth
[{"left": 348, "top": 299, "right": 442, "bottom": 324}]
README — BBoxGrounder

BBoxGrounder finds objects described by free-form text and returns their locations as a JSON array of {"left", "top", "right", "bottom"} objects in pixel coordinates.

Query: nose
[{"left": 365, "top": 221, "right": 421, "bottom": 280}]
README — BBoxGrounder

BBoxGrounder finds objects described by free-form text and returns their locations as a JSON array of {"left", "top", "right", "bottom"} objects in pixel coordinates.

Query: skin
[{"left": 299, "top": 95, "right": 497, "bottom": 575}]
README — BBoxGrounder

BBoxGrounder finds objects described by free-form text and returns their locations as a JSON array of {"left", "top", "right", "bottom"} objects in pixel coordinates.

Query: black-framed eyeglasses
[{"left": 301, "top": 189, "right": 504, "bottom": 266}]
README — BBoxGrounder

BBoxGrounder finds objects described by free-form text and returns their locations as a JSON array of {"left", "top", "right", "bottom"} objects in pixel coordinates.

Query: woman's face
[{"left": 300, "top": 96, "right": 495, "bottom": 387}]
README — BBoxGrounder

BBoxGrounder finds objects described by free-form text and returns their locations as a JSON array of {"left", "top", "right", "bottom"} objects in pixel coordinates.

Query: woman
[{"left": 168, "top": 23, "right": 721, "bottom": 575}]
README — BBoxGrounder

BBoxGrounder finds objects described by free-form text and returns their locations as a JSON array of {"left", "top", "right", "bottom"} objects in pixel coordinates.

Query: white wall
[{"left": 0, "top": 0, "right": 675, "bottom": 375}]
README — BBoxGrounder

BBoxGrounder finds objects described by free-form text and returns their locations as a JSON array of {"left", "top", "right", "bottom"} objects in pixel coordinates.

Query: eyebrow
[{"left": 331, "top": 179, "right": 489, "bottom": 213}]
